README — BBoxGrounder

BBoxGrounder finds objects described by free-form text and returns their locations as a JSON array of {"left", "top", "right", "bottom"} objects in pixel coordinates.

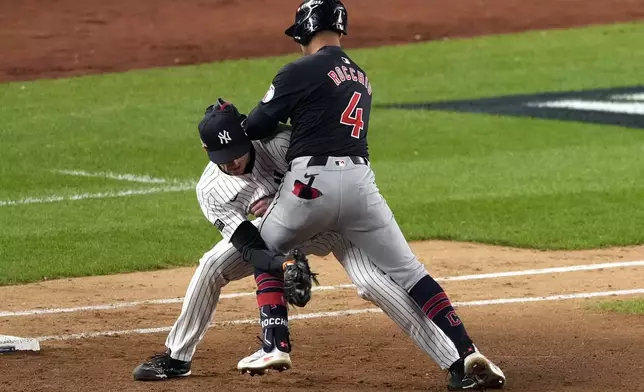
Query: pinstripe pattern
[
  {"left": 195, "top": 132, "right": 291, "bottom": 240},
  {"left": 165, "top": 130, "right": 459, "bottom": 369},
  {"left": 165, "top": 228, "right": 343, "bottom": 362},
  {"left": 166, "top": 238, "right": 253, "bottom": 361},
  {"left": 332, "top": 238, "right": 460, "bottom": 370}
]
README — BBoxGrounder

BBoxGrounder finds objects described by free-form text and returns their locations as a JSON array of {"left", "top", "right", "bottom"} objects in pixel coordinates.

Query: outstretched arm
[{"left": 230, "top": 220, "right": 287, "bottom": 273}]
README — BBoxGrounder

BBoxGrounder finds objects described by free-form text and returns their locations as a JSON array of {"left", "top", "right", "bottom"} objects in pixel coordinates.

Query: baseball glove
[{"left": 283, "top": 249, "right": 319, "bottom": 307}]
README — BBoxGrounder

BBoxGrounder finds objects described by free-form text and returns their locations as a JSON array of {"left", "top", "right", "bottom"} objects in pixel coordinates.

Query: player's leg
[
  {"left": 339, "top": 166, "right": 505, "bottom": 389},
  {"left": 236, "top": 266, "right": 292, "bottom": 375},
  {"left": 332, "top": 238, "right": 460, "bottom": 369},
  {"left": 334, "top": 238, "right": 488, "bottom": 390},
  {"left": 235, "top": 163, "right": 340, "bottom": 375},
  {"left": 133, "top": 239, "right": 253, "bottom": 381},
  {"left": 236, "top": 232, "right": 341, "bottom": 375},
  {"left": 234, "top": 175, "right": 304, "bottom": 375}
]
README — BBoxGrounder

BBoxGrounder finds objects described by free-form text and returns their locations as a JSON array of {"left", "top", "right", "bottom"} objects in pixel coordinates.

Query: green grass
[
  {"left": 1, "top": 22, "right": 644, "bottom": 284},
  {"left": 593, "top": 299, "right": 644, "bottom": 315}
]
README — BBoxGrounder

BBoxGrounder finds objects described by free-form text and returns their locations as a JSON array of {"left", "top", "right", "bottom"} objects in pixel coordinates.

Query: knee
[
  {"left": 353, "top": 276, "right": 379, "bottom": 302},
  {"left": 198, "top": 251, "right": 232, "bottom": 287}
]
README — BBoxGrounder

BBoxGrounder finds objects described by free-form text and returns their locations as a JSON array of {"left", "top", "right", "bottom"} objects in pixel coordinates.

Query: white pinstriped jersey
[{"left": 196, "top": 130, "right": 291, "bottom": 239}]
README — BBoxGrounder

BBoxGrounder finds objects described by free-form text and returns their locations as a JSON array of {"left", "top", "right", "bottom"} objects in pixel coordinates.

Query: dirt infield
[
  {"left": 1, "top": 0, "right": 644, "bottom": 83},
  {"left": 2, "top": 0, "right": 644, "bottom": 391},
  {"left": 2, "top": 241, "right": 644, "bottom": 391}
]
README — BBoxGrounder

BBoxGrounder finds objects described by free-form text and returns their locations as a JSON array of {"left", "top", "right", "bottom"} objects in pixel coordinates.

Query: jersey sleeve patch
[
  {"left": 262, "top": 84, "right": 275, "bottom": 103},
  {"left": 214, "top": 219, "right": 226, "bottom": 232},
  {"left": 258, "top": 63, "right": 304, "bottom": 123}
]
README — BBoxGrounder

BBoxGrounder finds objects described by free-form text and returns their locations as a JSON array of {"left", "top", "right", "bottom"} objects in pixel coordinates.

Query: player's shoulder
[
  {"left": 278, "top": 52, "right": 327, "bottom": 76},
  {"left": 196, "top": 162, "right": 222, "bottom": 192},
  {"left": 275, "top": 59, "right": 306, "bottom": 81},
  {"left": 290, "top": 50, "right": 335, "bottom": 69},
  {"left": 196, "top": 163, "right": 246, "bottom": 204},
  {"left": 254, "top": 125, "right": 291, "bottom": 153}
]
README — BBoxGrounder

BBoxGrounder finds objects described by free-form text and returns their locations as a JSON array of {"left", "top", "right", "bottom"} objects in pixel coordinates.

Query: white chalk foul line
[
  {"left": 0, "top": 284, "right": 358, "bottom": 317},
  {"left": 0, "top": 184, "right": 194, "bottom": 207},
  {"left": 54, "top": 170, "right": 172, "bottom": 184},
  {"left": 437, "top": 260, "right": 644, "bottom": 281},
  {"left": 1, "top": 260, "right": 642, "bottom": 318},
  {"left": 35, "top": 288, "right": 644, "bottom": 342}
]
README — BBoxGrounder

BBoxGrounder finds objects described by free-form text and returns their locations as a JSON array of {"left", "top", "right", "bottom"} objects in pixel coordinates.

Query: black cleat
[
  {"left": 133, "top": 352, "right": 192, "bottom": 381},
  {"left": 447, "top": 359, "right": 479, "bottom": 390}
]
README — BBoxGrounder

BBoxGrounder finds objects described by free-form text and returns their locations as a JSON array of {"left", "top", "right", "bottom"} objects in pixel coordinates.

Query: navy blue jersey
[{"left": 252, "top": 46, "right": 372, "bottom": 162}]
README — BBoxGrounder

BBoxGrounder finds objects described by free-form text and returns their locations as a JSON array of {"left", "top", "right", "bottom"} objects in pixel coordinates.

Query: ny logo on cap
[{"left": 218, "top": 130, "right": 232, "bottom": 144}]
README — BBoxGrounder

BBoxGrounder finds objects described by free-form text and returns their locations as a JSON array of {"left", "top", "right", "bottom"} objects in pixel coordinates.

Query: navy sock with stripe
[{"left": 409, "top": 275, "right": 475, "bottom": 358}]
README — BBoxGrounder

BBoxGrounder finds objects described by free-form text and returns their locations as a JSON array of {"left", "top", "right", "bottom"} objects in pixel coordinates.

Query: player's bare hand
[{"left": 250, "top": 196, "right": 273, "bottom": 217}]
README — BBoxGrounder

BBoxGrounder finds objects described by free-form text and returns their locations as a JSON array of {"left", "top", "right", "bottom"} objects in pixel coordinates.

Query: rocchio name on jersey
[
  {"left": 327, "top": 63, "right": 373, "bottom": 95},
  {"left": 261, "top": 317, "right": 289, "bottom": 328}
]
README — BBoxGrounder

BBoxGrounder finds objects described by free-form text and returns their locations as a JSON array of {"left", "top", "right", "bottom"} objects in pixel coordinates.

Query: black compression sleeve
[
  {"left": 243, "top": 107, "right": 280, "bottom": 140},
  {"left": 230, "top": 220, "right": 286, "bottom": 272}
]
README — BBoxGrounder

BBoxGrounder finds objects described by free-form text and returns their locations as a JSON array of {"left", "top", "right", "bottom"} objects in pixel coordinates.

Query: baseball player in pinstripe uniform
[{"left": 132, "top": 101, "right": 472, "bottom": 389}]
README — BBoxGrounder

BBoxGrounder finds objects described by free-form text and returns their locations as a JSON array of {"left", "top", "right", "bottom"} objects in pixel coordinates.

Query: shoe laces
[{"left": 146, "top": 352, "right": 170, "bottom": 366}]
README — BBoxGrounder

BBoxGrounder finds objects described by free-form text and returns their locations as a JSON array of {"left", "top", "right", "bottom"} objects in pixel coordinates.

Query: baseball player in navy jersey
[
  {"left": 131, "top": 101, "right": 472, "bottom": 387},
  {"left": 218, "top": 1, "right": 506, "bottom": 390}
]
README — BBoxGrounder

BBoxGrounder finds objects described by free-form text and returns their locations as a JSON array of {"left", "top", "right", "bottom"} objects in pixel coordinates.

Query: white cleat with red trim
[{"left": 237, "top": 346, "right": 292, "bottom": 376}]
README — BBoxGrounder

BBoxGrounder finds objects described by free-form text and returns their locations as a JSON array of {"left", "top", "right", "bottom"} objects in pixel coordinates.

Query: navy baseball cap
[{"left": 198, "top": 105, "right": 251, "bottom": 164}]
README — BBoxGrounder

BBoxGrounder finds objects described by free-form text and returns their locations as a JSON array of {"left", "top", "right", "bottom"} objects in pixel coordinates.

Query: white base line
[
  {"left": 527, "top": 100, "right": 644, "bottom": 115},
  {"left": 35, "top": 288, "right": 644, "bottom": 342},
  {"left": 437, "top": 260, "right": 644, "bottom": 281},
  {"left": 0, "top": 184, "right": 194, "bottom": 207},
  {"left": 2, "top": 260, "right": 643, "bottom": 318},
  {"left": 53, "top": 170, "right": 172, "bottom": 184}
]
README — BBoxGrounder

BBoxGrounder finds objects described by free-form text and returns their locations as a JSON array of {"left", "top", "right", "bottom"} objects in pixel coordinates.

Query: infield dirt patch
[
  {"left": 1, "top": 0, "right": 644, "bottom": 82},
  {"left": 1, "top": 241, "right": 644, "bottom": 391}
]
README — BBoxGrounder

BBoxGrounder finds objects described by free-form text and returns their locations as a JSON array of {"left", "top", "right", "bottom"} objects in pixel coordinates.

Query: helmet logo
[
  {"left": 301, "top": 0, "right": 323, "bottom": 10},
  {"left": 301, "top": 1, "right": 323, "bottom": 26},
  {"left": 218, "top": 130, "right": 232, "bottom": 144},
  {"left": 306, "top": 18, "right": 316, "bottom": 32}
]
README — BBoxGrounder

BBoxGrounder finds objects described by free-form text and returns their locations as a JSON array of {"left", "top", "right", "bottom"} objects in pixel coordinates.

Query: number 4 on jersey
[{"left": 341, "top": 92, "right": 365, "bottom": 139}]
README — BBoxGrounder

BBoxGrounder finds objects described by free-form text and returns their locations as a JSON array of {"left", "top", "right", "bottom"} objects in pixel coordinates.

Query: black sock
[
  {"left": 258, "top": 304, "right": 290, "bottom": 353},
  {"left": 409, "top": 275, "right": 475, "bottom": 357}
]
